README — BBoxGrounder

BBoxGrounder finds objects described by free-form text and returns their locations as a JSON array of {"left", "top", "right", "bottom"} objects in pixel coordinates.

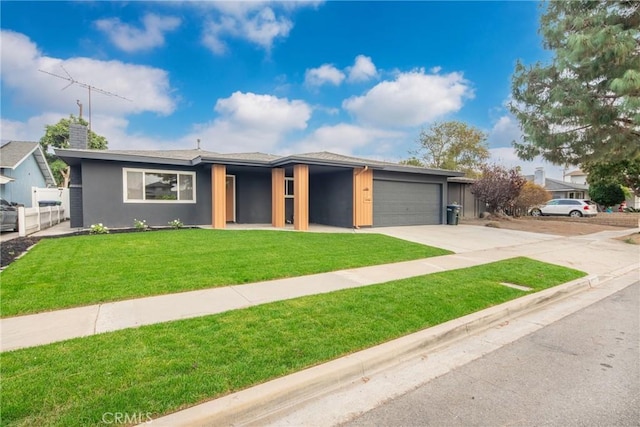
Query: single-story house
[
  {"left": 564, "top": 168, "right": 640, "bottom": 209},
  {"left": 0, "top": 141, "right": 56, "bottom": 206},
  {"left": 527, "top": 167, "right": 589, "bottom": 199},
  {"left": 446, "top": 176, "right": 487, "bottom": 218},
  {"left": 55, "top": 127, "right": 464, "bottom": 230}
]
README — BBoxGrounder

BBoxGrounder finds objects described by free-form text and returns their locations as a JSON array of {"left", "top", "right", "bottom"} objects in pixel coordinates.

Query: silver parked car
[
  {"left": 530, "top": 199, "right": 598, "bottom": 218},
  {"left": 0, "top": 198, "right": 18, "bottom": 231}
]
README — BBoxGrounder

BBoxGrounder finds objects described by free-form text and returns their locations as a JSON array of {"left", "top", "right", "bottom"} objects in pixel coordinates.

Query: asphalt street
[{"left": 344, "top": 282, "right": 639, "bottom": 427}]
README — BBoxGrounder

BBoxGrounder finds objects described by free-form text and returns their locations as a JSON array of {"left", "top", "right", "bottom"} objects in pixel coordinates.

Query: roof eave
[
  {"left": 381, "top": 164, "right": 465, "bottom": 177},
  {"left": 55, "top": 149, "right": 196, "bottom": 167},
  {"left": 199, "top": 156, "right": 272, "bottom": 167}
]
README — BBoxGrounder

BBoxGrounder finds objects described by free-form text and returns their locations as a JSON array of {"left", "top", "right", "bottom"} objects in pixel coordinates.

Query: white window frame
[
  {"left": 123, "top": 168, "right": 197, "bottom": 204},
  {"left": 285, "top": 177, "right": 294, "bottom": 199}
]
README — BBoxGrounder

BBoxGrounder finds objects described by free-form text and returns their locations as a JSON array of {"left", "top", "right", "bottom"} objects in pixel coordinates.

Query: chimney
[
  {"left": 534, "top": 167, "right": 545, "bottom": 187},
  {"left": 69, "top": 123, "right": 88, "bottom": 149}
]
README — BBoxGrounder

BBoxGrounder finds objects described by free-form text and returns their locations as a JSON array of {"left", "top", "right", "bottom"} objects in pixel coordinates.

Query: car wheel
[
  {"left": 531, "top": 209, "right": 542, "bottom": 217},
  {"left": 569, "top": 210, "right": 583, "bottom": 218}
]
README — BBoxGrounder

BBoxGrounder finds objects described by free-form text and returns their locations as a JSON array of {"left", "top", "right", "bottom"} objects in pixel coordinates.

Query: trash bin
[
  {"left": 38, "top": 200, "right": 61, "bottom": 207},
  {"left": 446, "top": 204, "right": 461, "bottom": 225}
]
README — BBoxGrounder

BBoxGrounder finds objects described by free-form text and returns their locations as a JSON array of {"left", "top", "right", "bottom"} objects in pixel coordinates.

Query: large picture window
[{"left": 123, "top": 168, "right": 196, "bottom": 203}]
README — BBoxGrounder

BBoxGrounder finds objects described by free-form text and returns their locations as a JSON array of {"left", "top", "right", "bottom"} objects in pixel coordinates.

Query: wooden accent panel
[
  {"left": 353, "top": 167, "right": 373, "bottom": 227},
  {"left": 212, "top": 165, "right": 226, "bottom": 229},
  {"left": 293, "top": 164, "right": 309, "bottom": 231},
  {"left": 271, "top": 168, "right": 285, "bottom": 227}
]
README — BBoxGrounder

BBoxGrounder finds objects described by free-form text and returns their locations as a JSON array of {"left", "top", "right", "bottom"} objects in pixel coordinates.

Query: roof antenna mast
[{"left": 39, "top": 65, "right": 132, "bottom": 132}]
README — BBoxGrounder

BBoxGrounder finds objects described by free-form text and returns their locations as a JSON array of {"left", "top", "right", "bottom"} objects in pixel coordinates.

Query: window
[
  {"left": 123, "top": 168, "right": 196, "bottom": 203},
  {"left": 285, "top": 177, "right": 294, "bottom": 198}
]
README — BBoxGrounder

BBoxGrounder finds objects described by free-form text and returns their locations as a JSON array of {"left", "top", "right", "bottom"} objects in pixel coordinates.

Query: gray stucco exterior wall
[
  {"left": 80, "top": 160, "right": 212, "bottom": 228},
  {"left": 309, "top": 170, "right": 353, "bottom": 228},
  {"left": 69, "top": 165, "right": 83, "bottom": 228},
  {"left": 234, "top": 171, "right": 272, "bottom": 224},
  {"left": 447, "top": 182, "right": 485, "bottom": 218}
]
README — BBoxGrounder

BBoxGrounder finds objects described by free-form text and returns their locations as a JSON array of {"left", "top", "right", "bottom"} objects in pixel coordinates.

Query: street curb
[{"left": 150, "top": 273, "right": 604, "bottom": 427}]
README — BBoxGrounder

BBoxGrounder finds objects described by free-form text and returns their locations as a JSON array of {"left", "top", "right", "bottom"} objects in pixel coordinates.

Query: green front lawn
[
  {"left": 1, "top": 257, "right": 586, "bottom": 426},
  {"left": 0, "top": 229, "right": 451, "bottom": 317}
]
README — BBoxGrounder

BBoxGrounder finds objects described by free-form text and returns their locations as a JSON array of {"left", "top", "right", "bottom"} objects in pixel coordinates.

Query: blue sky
[{"left": 1, "top": 1, "right": 567, "bottom": 177}]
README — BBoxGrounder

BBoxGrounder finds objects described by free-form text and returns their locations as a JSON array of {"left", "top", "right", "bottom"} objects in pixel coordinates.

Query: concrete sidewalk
[{"left": 1, "top": 225, "right": 637, "bottom": 352}]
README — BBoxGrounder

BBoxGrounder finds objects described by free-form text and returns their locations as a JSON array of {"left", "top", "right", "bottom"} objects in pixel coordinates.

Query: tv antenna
[{"left": 39, "top": 65, "right": 132, "bottom": 132}]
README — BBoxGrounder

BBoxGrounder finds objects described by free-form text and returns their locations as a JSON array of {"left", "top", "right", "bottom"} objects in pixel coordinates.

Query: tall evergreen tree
[{"left": 510, "top": 1, "right": 640, "bottom": 166}]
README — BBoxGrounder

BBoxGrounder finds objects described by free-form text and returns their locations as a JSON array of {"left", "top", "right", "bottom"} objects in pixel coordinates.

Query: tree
[
  {"left": 513, "top": 181, "right": 551, "bottom": 217},
  {"left": 410, "top": 121, "right": 489, "bottom": 177},
  {"left": 585, "top": 158, "right": 640, "bottom": 196},
  {"left": 40, "top": 115, "right": 108, "bottom": 187},
  {"left": 398, "top": 157, "right": 425, "bottom": 167},
  {"left": 510, "top": 1, "right": 640, "bottom": 167},
  {"left": 471, "top": 164, "right": 527, "bottom": 214},
  {"left": 589, "top": 182, "right": 626, "bottom": 208}
]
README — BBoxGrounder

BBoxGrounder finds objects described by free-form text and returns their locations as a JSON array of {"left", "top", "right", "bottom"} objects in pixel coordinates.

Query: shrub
[
  {"left": 133, "top": 219, "right": 148, "bottom": 231},
  {"left": 471, "top": 164, "right": 526, "bottom": 214},
  {"left": 589, "top": 182, "right": 625, "bottom": 208},
  {"left": 513, "top": 182, "right": 551, "bottom": 217},
  {"left": 89, "top": 223, "right": 109, "bottom": 234},
  {"left": 168, "top": 219, "right": 184, "bottom": 229}
]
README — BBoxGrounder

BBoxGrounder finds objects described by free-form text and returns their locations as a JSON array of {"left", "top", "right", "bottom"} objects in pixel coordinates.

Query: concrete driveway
[
  {"left": 0, "top": 230, "right": 20, "bottom": 243},
  {"left": 357, "top": 224, "right": 561, "bottom": 253}
]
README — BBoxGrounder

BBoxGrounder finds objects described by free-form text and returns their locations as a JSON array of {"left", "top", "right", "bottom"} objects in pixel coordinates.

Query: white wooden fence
[
  {"left": 32, "top": 187, "right": 70, "bottom": 218},
  {"left": 18, "top": 205, "right": 66, "bottom": 237}
]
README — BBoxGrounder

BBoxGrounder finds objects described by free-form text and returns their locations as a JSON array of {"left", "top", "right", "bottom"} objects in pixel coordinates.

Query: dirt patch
[
  {"left": 616, "top": 232, "right": 640, "bottom": 245},
  {"left": 460, "top": 217, "right": 630, "bottom": 236}
]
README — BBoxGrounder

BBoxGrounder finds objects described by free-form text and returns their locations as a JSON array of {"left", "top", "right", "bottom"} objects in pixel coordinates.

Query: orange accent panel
[
  {"left": 271, "top": 168, "right": 285, "bottom": 227},
  {"left": 212, "top": 165, "right": 226, "bottom": 229},
  {"left": 353, "top": 167, "right": 373, "bottom": 227},
  {"left": 293, "top": 164, "right": 309, "bottom": 231}
]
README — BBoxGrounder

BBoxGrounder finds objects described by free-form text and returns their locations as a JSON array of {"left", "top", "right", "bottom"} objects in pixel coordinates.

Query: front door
[{"left": 226, "top": 175, "right": 236, "bottom": 222}]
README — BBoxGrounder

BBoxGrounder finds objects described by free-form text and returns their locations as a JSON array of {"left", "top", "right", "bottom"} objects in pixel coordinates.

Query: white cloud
[
  {"left": 90, "top": 114, "right": 178, "bottom": 150},
  {"left": 1, "top": 30, "right": 178, "bottom": 150},
  {"left": 181, "top": 92, "right": 312, "bottom": 152},
  {"left": 342, "top": 68, "right": 473, "bottom": 127},
  {"left": 1, "top": 30, "right": 176, "bottom": 118},
  {"left": 347, "top": 55, "right": 377, "bottom": 83},
  {"left": 305, "top": 55, "right": 377, "bottom": 87},
  {"left": 94, "top": 13, "right": 181, "bottom": 53},
  {"left": 487, "top": 114, "right": 522, "bottom": 147},
  {"left": 489, "top": 147, "right": 567, "bottom": 179},
  {"left": 0, "top": 114, "right": 61, "bottom": 142},
  {"left": 485, "top": 114, "right": 565, "bottom": 178},
  {"left": 290, "top": 123, "right": 406, "bottom": 156},
  {"left": 304, "top": 64, "right": 345, "bottom": 87},
  {"left": 202, "top": 5, "right": 293, "bottom": 54}
]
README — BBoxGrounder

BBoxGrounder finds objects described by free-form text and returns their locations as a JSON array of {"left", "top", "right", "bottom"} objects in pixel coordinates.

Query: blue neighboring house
[{"left": 0, "top": 141, "right": 56, "bottom": 207}]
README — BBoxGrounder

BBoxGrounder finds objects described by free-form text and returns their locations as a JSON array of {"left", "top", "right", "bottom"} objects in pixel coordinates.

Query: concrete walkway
[{"left": 1, "top": 225, "right": 638, "bottom": 352}]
